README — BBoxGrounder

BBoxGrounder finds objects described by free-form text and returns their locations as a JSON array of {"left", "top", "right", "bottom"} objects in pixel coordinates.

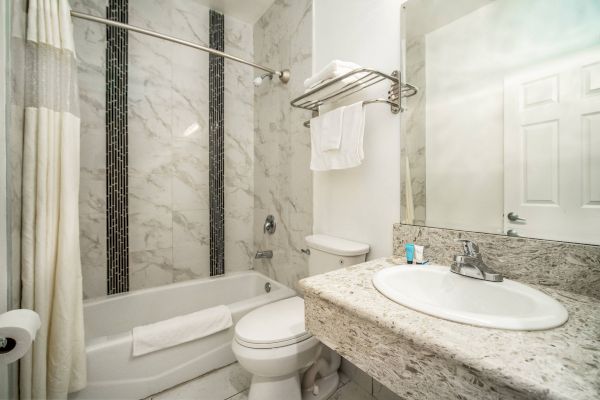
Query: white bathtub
[{"left": 69, "top": 271, "right": 295, "bottom": 400}]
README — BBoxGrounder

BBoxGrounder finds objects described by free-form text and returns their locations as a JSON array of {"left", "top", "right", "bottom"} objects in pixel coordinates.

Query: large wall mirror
[{"left": 400, "top": 0, "right": 600, "bottom": 245}]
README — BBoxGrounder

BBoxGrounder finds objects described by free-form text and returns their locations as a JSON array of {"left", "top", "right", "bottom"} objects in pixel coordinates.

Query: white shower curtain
[{"left": 20, "top": 0, "right": 87, "bottom": 398}]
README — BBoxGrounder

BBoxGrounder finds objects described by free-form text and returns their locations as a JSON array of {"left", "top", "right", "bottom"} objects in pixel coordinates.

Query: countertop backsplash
[{"left": 393, "top": 224, "right": 600, "bottom": 300}]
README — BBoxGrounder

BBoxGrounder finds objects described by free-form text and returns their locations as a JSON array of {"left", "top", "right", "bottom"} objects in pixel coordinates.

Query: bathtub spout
[{"left": 255, "top": 250, "right": 273, "bottom": 259}]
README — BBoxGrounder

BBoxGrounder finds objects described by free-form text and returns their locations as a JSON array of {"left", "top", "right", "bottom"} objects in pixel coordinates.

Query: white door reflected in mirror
[{"left": 401, "top": 0, "right": 600, "bottom": 245}]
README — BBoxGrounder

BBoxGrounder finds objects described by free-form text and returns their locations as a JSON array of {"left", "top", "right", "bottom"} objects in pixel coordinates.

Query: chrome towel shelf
[{"left": 290, "top": 68, "right": 418, "bottom": 128}]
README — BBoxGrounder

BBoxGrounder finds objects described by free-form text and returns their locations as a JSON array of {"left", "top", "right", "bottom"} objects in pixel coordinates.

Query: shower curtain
[{"left": 20, "top": 0, "right": 87, "bottom": 398}]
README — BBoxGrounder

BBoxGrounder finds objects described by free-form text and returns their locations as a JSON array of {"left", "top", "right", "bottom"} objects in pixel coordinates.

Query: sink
[{"left": 372, "top": 264, "right": 568, "bottom": 330}]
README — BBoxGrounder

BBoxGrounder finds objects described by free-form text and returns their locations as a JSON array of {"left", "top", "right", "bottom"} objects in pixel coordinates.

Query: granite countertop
[{"left": 299, "top": 258, "right": 600, "bottom": 400}]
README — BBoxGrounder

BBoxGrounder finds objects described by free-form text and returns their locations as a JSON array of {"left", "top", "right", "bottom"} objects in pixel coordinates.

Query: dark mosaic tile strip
[
  {"left": 209, "top": 10, "right": 225, "bottom": 276},
  {"left": 106, "top": 0, "right": 129, "bottom": 295}
]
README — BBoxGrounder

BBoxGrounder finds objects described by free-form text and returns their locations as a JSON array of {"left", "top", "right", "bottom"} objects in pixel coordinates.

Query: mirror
[{"left": 400, "top": 0, "right": 600, "bottom": 245}]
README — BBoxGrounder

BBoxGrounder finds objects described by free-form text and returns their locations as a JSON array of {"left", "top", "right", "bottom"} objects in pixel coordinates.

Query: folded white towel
[
  {"left": 311, "top": 107, "right": 344, "bottom": 152},
  {"left": 310, "top": 101, "right": 366, "bottom": 171},
  {"left": 304, "top": 60, "right": 361, "bottom": 89},
  {"left": 132, "top": 305, "right": 232, "bottom": 357}
]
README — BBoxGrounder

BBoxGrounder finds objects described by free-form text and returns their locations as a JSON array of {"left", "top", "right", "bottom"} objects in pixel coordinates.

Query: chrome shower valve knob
[{"left": 264, "top": 215, "right": 276, "bottom": 234}]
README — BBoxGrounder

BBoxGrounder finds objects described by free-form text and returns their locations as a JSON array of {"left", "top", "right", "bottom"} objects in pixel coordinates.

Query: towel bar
[
  {"left": 290, "top": 68, "right": 418, "bottom": 128},
  {"left": 301, "top": 99, "right": 399, "bottom": 128}
]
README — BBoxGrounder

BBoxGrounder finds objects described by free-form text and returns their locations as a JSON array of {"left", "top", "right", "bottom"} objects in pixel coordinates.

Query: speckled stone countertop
[{"left": 300, "top": 258, "right": 600, "bottom": 400}]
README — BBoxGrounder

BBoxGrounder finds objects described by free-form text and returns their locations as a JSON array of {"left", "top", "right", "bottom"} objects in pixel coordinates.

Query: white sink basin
[{"left": 372, "top": 264, "right": 568, "bottom": 331}]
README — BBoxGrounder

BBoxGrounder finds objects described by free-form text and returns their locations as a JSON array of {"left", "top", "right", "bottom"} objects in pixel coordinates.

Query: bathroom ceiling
[{"left": 194, "top": 0, "right": 277, "bottom": 23}]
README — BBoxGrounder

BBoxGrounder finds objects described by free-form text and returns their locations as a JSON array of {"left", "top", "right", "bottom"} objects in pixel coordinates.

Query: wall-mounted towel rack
[{"left": 290, "top": 68, "right": 418, "bottom": 128}]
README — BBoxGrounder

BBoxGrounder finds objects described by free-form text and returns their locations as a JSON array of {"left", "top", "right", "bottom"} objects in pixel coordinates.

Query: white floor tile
[
  {"left": 149, "top": 362, "right": 372, "bottom": 400},
  {"left": 329, "top": 381, "right": 375, "bottom": 400},
  {"left": 225, "top": 389, "right": 248, "bottom": 400},
  {"left": 151, "top": 362, "right": 251, "bottom": 400}
]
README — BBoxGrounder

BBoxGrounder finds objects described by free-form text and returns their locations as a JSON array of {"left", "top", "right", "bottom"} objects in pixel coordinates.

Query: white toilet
[{"left": 232, "top": 234, "right": 370, "bottom": 400}]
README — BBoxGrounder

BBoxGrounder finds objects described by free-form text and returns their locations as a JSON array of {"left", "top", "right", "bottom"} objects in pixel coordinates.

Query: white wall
[
  {"left": 425, "top": 0, "right": 600, "bottom": 234},
  {"left": 312, "top": 0, "right": 401, "bottom": 259}
]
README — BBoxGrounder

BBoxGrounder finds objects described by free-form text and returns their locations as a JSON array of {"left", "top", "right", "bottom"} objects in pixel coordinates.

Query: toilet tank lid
[{"left": 305, "top": 234, "right": 370, "bottom": 256}]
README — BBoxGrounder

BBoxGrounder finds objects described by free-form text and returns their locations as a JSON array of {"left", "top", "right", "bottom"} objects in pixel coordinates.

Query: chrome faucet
[
  {"left": 255, "top": 250, "right": 273, "bottom": 259},
  {"left": 450, "top": 240, "right": 503, "bottom": 282}
]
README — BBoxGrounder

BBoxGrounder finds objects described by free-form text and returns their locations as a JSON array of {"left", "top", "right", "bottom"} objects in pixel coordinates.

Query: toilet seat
[{"left": 235, "top": 297, "right": 312, "bottom": 349}]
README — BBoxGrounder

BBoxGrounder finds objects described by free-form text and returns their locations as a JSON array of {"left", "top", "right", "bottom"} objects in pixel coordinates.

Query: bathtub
[{"left": 69, "top": 271, "right": 295, "bottom": 400}]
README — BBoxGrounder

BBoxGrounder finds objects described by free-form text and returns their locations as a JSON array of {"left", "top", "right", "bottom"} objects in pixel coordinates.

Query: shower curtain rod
[{"left": 70, "top": 10, "right": 291, "bottom": 83}]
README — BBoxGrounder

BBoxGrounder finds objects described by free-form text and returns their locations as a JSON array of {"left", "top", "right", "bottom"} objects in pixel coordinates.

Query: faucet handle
[{"left": 455, "top": 239, "right": 479, "bottom": 256}]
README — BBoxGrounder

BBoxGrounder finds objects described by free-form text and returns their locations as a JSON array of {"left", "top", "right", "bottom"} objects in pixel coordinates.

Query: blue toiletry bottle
[{"left": 405, "top": 243, "right": 414, "bottom": 264}]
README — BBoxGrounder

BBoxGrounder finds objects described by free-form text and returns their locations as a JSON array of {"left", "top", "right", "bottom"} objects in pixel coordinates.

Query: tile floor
[{"left": 147, "top": 362, "right": 378, "bottom": 400}]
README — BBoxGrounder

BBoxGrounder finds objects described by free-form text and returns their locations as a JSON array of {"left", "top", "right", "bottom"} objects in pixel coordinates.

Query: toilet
[{"left": 232, "top": 234, "right": 370, "bottom": 400}]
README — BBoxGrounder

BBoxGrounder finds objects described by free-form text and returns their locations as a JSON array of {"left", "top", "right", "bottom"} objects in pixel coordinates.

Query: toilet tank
[{"left": 305, "top": 234, "right": 370, "bottom": 276}]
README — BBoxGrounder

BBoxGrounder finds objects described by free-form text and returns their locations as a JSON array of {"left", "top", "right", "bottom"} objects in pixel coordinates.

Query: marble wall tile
[
  {"left": 253, "top": 0, "right": 313, "bottom": 292},
  {"left": 173, "top": 244, "right": 210, "bottom": 282},
  {"left": 74, "top": 0, "right": 257, "bottom": 295},
  {"left": 225, "top": 15, "right": 255, "bottom": 273},
  {"left": 171, "top": 140, "right": 210, "bottom": 211},
  {"left": 393, "top": 224, "right": 600, "bottom": 299},
  {"left": 71, "top": 0, "right": 108, "bottom": 299},
  {"left": 129, "top": 211, "right": 173, "bottom": 252},
  {"left": 79, "top": 213, "right": 107, "bottom": 298},
  {"left": 130, "top": 248, "right": 174, "bottom": 291},
  {"left": 79, "top": 133, "right": 106, "bottom": 215},
  {"left": 173, "top": 210, "right": 209, "bottom": 281}
]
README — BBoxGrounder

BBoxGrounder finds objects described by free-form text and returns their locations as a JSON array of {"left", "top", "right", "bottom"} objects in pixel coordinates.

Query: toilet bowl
[
  {"left": 232, "top": 235, "right": 370, "bottom": 400},
  {"left": 232, "top": 297, "right": 326, "bottom": 400}
]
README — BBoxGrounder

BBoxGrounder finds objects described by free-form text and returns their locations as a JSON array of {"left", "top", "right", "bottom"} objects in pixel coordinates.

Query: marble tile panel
[
  {"left": 172, "top": 209, "right": 209, "bottom": 247},
  {"left": 78, "top": 85, "right": 105, "bottom": 134},
  {"left": 172, "top": 209, "right": 209, "bottom": 281},
  {"left": 130, "top": 248, "right": 174, "bottom": 291},
  {"left": 82, "top": 262, "right": 106, "bottom": 300},
  {"left": 393, "top": 224, "right": 600, "bottom": 299},
  {"left": 225, "top": 214, "right": 254, "bottom": 272},
  {"left": 171, "top": 140, "right": 209, "bottom": 211},
  {"left": 128, "top": 35, "right": 173, "bottom": 105},
  {"left": 129, "top": 98, "right": 173, "bottom": 176},
  {"left": 252, "top": 0, "right": 313, "bottom": 292},
  {"left": 80, "top": 163, "right": 106, "bottom": 216},
  {"left": 171, "top": 40, "right": 209, "bottom": 143},
  {"left": 129, "top": 211, "right": 173, "bottom": 252},
  {"left": 69, "top": 0, "right": 106, "bottom": 16},
  {"left": 173, "top": 244, "right": 210, "bottom": 282},
  {"left": 170, "top": 1, "right": 210, "bottom": 44},
  {"left": 128, "top": 0, "right": 174, "bottom": 35},
  {"left": 171, "top": 98, "right": 209, "bottom": 143},
  {"left": 80, "top": 212, "right": 107, "bottom": 299},
  {"left": 129, "top": 173, "right": 172, "bottom": 215}
]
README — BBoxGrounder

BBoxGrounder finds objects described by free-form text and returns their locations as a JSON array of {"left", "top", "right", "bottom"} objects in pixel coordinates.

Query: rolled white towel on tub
[{"left": 132, "top": 305, "right": 232, "bottom": 357}]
